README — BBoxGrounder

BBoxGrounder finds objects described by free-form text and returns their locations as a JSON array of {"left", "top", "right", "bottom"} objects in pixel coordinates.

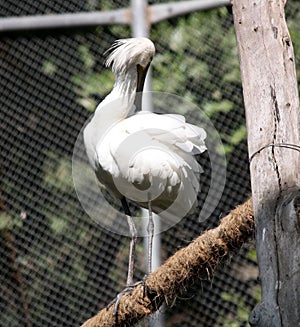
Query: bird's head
[{"left": 105, "top": 37, "right": 155, "bottom": 93}]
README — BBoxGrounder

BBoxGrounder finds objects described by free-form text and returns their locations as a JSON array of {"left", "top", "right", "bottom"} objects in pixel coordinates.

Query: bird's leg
[
  {"left": 121, "top": 196, "right": 137, "bottom": 286},
  {"left": 147, "top": 193, "right": 154, "bottom": 275},
  {"left": 138, "top": 193, "right": 154, "bottom": 299},
  {"left": 108, "top": 197, "right": 138, "bottom": 316},
  {"left": 126, "top": 215, "right": 137, "bottom": 286}
]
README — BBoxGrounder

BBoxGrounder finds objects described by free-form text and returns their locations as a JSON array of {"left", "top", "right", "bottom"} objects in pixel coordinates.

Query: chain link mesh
[{"left": 1, "top": 1, "right": 299, "bottom": 326}]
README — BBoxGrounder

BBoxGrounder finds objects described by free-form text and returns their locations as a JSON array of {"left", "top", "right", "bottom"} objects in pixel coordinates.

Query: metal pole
[
  {"left": 0, "top": 9, "right": 129, "bottom": 32},
  {"left": 0, "top": 0, "right": 230, "bottom": 33},
  {"left": 150, "top": 0, "right": 231, "bottom": 24},
  {"left": 131, "top": 1, "right": 164, "bottom": 326}
]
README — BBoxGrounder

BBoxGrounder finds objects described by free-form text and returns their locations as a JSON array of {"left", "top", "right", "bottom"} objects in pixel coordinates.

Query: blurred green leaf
[
  {"left": 43, "top": 151, "right": 73, "bottom": 192},
  {"left": 0, "top": 211, "right": 23, "bottom": 230},
  {"left": 203, "top": 99, "right": 234, "bottom": 117},
  {"left": 229, "top": 125, "right": 247, "bottom": 145},
  {"left": 221, "top": 125, "right": 247, "bottom": 154},
  {"left": 73, "top": 70, "right": 113, "bottom": 110},
  {"left": 222, "top": 143, "right": 233, "bottom": 155},
  {"left": 247, "top": 249, "right": 257, "bottom": 262},
  {"left": 221, "top": 27, "right": 241, "bottom": 83},
  {"left": 79, "top": 45, "right": 95, "bottom": 69},
  {"left": 251, "top": 284, "right": 262, "bottom": 303},
  {"left": 42, "top": 60, "right": 57, "bottom": 75},
  {"left": 221, "top": 291, "right": 231, "bottom": 302},
  {"left": 219, "top": 291, "right": 251, "bottom": 327},
  {"left": 49, "top": 215, "right": 68, "bottom": 234}
]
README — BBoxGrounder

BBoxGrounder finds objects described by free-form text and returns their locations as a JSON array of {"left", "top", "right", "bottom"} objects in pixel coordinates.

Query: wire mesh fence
[{"left": 1, "top": 1, "right": 300, "bottom": 326}]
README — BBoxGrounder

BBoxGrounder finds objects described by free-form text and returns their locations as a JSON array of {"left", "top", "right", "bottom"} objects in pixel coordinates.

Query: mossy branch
[{"left": 81, "top": 198, "right": 254, "bottom": 327}]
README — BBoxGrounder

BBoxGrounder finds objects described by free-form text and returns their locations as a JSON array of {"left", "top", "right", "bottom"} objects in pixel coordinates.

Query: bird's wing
[
  {"left": 124, "top": 112, "right": 206, "bottom": 152},
  {"left": 96, "top": 112, "right": 206, "bottom": 187},
  {"left": 95, "top": 112, "right": 207, "bottom": 217},
  {"left": 96, "top": 112, "right": 206, "bottom": 173}
]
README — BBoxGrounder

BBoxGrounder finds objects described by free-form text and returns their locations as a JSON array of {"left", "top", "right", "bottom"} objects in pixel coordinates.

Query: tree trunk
[{"left": 232, "top": 0, "right": 300, "bottom": 326}]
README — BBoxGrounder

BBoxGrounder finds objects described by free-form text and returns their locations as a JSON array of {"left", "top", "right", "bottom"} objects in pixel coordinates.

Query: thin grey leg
[
  {"left": 147, "top": 194, "right": 154, "bottom": 274},
  {"left": 121, "top": 197, "right": 137, "bottom": 286},
  {"left": 108, "top": 197, "right": 138, "bottom": 317},
  {"left": 126, "top": 214, "right": 137, "bottom": 286}
]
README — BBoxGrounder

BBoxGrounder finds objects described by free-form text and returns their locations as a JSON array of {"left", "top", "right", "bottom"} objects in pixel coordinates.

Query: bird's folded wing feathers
[
  {"left": 125, "top": 112, "right": 206, "bottom": 152},
  {"left": 96, "top": 112, "right": 206, "bottom": 182}
]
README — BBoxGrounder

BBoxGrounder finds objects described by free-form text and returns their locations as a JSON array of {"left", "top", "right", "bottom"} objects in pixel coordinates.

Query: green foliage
[
  {"left": 79, "top": 44, "right": 95, "bottom": 69},
  {"left": 286, "top": 8, "right": 300, "bottom": 90},
  {"left": 42, "top": 60, "right": 57, "bottom": 75},
  {"left": 48, "top": 213, "right": 68, "bottom": 234},
  {"left": 247, "top": 249, "right": 257, "bottom": 263},
  {"left": 203, "top": 100, "right": 234, "bottom": 118},
  {"left": 215, "top": 249, "right": 260, "bottom": 326},
  {"left": 43, "top": 151, "right": 73, "bottom": 192},
  {"left": 72, "top": 44, "right": 114, "bottom": 111},
  {"left": 221, "top": 125, "right": 247, "bottom": 154},
  {"left": 0, "top": 211, "right": 23, "bottom": 230},
  {"left": 73, "top": 70, "right": 113, "bottom": 111},
  {"left": 218, "top": 290, "right": 255, "bottom": 327},
  {"left": 251, "top": 285, "right": 262, "bottom": 304},
  {"left": 221, "top": 26, "right": 241, "bottom": 84}
]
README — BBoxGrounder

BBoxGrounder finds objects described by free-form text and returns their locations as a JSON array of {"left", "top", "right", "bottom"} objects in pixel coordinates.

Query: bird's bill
[
  {"left": 134, "top": 63, "right": 150, "bottom": 112},
  {"left": 136, "top": 62, "right": 150, "bottom": 93}
]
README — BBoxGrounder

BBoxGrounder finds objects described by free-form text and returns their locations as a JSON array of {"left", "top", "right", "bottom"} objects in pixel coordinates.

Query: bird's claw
[
  {"left": 141, "top": 274, "right": 149, "bottom": 298},
  {"left": 107, "top": 279, "right": 149, "bottom": 316},
  {"left": 107, "top": 286, "right": 133, "bottom": 316},
  {"left": 107, "top": 283, "right": 139, "bottom": 316}
]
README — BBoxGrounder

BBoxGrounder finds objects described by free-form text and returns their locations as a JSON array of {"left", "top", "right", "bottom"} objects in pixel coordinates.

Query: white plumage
[
  {"left": 84, "top": 37, "right": 207, "bottom": 216},
  {"left": 83, "top": 38, "right": 207, "bottom": 303}
]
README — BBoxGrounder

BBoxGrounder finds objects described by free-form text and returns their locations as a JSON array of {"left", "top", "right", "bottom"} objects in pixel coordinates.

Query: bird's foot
[
  {"left": 107, "top": 287, "right": 133, "bottom": 316},
  {"left": 141, "top": 274, "right": 149, "bottom": 298},
  {"left": 107, "top": 280, "right": 145, "bottom": 316}
]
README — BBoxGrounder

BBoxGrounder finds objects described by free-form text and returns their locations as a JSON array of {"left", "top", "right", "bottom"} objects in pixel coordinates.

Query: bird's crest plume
[{"left": 105, "top": 37, "right": 155, "bottom": 74}]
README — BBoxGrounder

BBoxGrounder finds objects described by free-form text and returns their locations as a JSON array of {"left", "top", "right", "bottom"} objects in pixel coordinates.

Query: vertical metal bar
[
  {"left": 131, "top": 0, "right": 148, "bottom": 37},
  {"left": 131, "top": 1, "right": 164, "bottom": 326},
  {"left": 131, "top": 0, "right": 152, "bottom": 108}
]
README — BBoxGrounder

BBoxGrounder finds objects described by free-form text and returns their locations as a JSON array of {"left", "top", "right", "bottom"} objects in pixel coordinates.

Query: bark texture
[{"left": 232, "top": 1, "right": 300, "bottom": 326}]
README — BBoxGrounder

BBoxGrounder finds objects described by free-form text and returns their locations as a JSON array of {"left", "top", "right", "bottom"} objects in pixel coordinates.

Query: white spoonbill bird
[{"left": 83, "top": 37, "right": 207, "bottom": 305}]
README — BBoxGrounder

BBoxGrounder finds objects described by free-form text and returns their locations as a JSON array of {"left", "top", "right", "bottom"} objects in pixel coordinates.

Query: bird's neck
[
  {"left": 84, "top": 67, "right": 138, "bottom": 165},
  {"left": 97, "top": 67, "right": 137, "bottom": 122}
]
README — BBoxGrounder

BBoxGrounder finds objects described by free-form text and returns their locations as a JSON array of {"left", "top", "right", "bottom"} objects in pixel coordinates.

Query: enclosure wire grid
[{"left": 1, "top": 0, "right": 299, "bottom": 326}]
